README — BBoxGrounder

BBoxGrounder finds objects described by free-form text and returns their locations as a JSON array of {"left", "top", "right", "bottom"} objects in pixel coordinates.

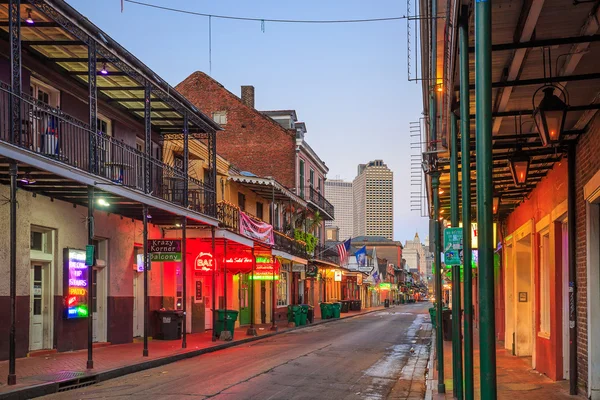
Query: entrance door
[
  {"left": 239, "top": 274, "right": 251, "bottom": 325},
  {"left": 133, "top": 270, "right": 144, "bottom": 337},
  {"left": 204, "top": 280, "right": 213, "bottom": 329},
  {"left": 29, "top": 263, "right": 49, "bottom": 351},
  {"left": 515, "top": 233, "right": 533, "bottom": 357},
  {"left": 260, "top": 281, "right": 266, "bottom": 324},
  {"left": 92, "top": 267, "right": 107, "bottom": 342}
]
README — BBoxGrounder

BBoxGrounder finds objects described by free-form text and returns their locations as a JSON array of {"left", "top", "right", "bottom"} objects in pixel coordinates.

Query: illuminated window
[{"left": 277, "top": 271, "right": 288, "bottom": 306}]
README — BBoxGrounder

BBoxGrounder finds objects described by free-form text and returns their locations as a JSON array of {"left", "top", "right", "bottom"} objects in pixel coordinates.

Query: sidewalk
[
  {"left": 427, "top": 329, "right": 583, "bottom": 399},
  {"left": 0, "top": 306, "right": 385, "bottom": 399}
]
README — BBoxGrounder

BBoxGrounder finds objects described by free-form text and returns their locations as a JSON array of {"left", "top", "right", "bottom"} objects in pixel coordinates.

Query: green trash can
[
  {"left": 429, "top": 307, "right": 436, "bottom": 328},
  {"left": 331, "top": 302, "right": 341, "bottom": 318},
  {"left": 215, "top": 309, "right": 239, "bottom": 338},
  {"left": 299, "top": 305, "right": 308, "bottom": 326},
  {"left": 320, "top": 302, "right": 332, "bottom": 319},
  {"left": 287, "top": 305, "right": 302, "bottom": 325}
]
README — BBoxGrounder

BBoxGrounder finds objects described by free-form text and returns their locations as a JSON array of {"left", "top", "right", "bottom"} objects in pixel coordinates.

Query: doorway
[
  {"left": 204, "top": 279, "right": 212, "bottom": 329},
  {"left": 515, "top": 232, "right": 533, "bottom": 358},
  {"left": 586, "top": 196, "right": 600, "bottom": 398},
  {"left": 133, "top": 268, "right": 144, "bottom": 338},
  {"left": 504, "top": 241, "right": 515, "bottom": 353},
  {"left": 239, "top": 274, "right": 251, "bottom": 325},
  {"left": 92, "top": 239, "right": 107, "bottom": 343},
  {"left": 29, "top": 262, "right": 51, "bottom": 351},
  {"left": 260, "top": 281, "right": 266, "bottom": 324}
]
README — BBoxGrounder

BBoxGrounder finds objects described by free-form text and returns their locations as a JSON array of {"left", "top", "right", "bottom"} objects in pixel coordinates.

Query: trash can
[
  {"left": 340, "top": 300, "right": 350, "bottom": 313},
  {"left": 350, "top": 300, "right": 361, "bottom": 311},
  {"left": 384, "top": 299, "right": 390, "bottom": 308},
  {"left": 305, "top": 305, "right": 314, "bottom": 323},
  {"left": 155, "top": 310, "right": 184, "bottom": 340},
  {"left": 320, "top": 302, "right": 333, "bottom": 319},
  {"left": 287, "top": 305, "right": 302, "bottom": 326},
  {"left": 331, "top": 302, "right": 341, "bottom": 318},
  {"left": 215, "top": 309, "right": 239, "bottom": 339},
  {"left": 299, "top": 305, "right": 308, "bottom": 326},
  {"left": 442, "top": 309, "right": 452, "bottom": 341}
]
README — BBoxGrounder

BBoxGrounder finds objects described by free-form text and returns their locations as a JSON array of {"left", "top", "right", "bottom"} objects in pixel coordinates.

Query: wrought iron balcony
[
  {"left": 274, "top": 230, "right": 308, "bottom": 260},
  {"left": 313, "top": 243, "right": 340, "bottom": 265},
  {"left": 308, "top": 186, "right": 334, "bottom": 220},
  {"left": 217, "top": 201, "right": 240, "bottom": 232},
  {"left": 0, "top": 83, "right": 216, "bottom": 217}
]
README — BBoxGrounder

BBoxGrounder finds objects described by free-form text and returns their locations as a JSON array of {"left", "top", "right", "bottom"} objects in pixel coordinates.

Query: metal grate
[{"left": 410, "top": 119, "right": 429, "bottom": 217}]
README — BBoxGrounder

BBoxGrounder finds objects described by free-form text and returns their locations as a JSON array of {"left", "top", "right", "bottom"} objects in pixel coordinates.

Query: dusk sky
[{"left": 66, "top": 0, "right": 428, "bottom": 243}]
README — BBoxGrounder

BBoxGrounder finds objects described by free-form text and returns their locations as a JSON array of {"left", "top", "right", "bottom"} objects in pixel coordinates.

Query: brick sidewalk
[
  {"left": 428, "top": 329, "right": 583, "bottom": 399},
  {"left": 0, "top": 306, "right": 386, "bottom": 398}
]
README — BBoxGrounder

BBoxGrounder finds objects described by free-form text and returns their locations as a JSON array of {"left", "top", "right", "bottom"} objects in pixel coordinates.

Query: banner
[
  {"left": 239, "top": 211, "right": 274, "bottom": 245},
  {"left": 355, "top": 246, "right": 367, "bottom": 268}
]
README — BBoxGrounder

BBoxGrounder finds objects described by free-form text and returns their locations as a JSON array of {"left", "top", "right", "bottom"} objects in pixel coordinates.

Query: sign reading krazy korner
[{"left": 148, "top": 240, "right": 182, "bottom": 262}]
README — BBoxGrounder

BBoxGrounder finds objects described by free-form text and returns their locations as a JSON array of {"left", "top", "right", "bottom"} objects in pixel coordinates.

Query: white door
[
  {"left": 92, "top": 267, "right": 107, "bottom": 342},
  {"left": 29, "top": 263, "right": 47, "bottom": 351},
  {"left": 204, "top": 280, "right": 212, "bottom": 329},
  {"left": 133, "top": 271, "right": 144, "bottom": 337}
]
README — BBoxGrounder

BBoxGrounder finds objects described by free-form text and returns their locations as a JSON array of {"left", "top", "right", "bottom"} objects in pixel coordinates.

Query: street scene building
[
  {"left": 353, "top": 159, "right": 394, "bottom": 240},
  {"left": 324, "top": 178, "right": 353, "bottom": 241}
]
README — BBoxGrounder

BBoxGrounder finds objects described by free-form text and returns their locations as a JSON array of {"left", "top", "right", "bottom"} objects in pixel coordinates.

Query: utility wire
[{"left": 123, "top": 0, "right": 407, "bottom": 23}]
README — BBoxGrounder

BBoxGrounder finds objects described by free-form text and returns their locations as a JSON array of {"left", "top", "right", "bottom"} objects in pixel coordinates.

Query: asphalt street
[{"left": 45, "top": 302, "right": 431, "bottom": 400}]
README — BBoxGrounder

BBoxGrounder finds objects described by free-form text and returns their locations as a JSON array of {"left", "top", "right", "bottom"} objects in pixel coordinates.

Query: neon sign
[
  {"left": 194, "top": 253, "right": 276, "bottom": 272},
  {"left": 379, "top": 282, "right": 391, "bottom": 291},
  {"left": 63, "top": 248, "right": 89, "bottom": 319}
]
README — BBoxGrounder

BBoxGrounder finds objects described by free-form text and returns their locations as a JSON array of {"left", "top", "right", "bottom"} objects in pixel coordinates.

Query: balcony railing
[
  {"left": 313, "top": 243, "right": 340, "bottom": 265},
  {"left": 308, "top": 186, "right": 334, "bottom": 218},
  {"left": 0, "top": 82, "right": 216, "bottom": 217},
  {"left": 217, "top": 201, "right": 240, "bottom": 232},
  {"left": 274, "top": 230, "right": 308, "bottom": 260}
]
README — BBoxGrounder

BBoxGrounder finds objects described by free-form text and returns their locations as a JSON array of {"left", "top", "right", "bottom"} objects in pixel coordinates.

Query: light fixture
[
  {"left": 97, "top": 198, "right": 110, "bottom": 207},
  {"left": 100, "top": 63, "right": 108, "bottom": 75},
  {"left": 25, "top": 9, "right": 34, "bottom": 24},
  {"left": 508, "top": 151, "right": 530, "bottom": 187},
  {"left": 532, "top": 48, "right": 569, "bottom": 147},
  {"left": 438, "top": 188, "right": 444, "bottom": 195},
  {"left": 146, "top": 213, "right": 152, "bottom": 220},
  {"left": 175, "top": 223, "right": 182, "bottom": 228},
  {"left": 492, "top": 192, "right": 501, "bottom": 215}
]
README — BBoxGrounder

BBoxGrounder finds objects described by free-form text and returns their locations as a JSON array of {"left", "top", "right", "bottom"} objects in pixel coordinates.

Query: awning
[
  {"left": 228, "top": 175, "right": 307, "bottom": 207},
  {"left": 272, "top": 250, "right": 308, "bottom": 265}
]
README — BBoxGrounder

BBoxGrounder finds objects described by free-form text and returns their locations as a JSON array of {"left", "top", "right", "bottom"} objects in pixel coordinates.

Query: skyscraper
[
  {"left": 353, "top": 160, "right": 394, "bottom": 240},
  {"left": 325, "top": 179, "right": 353, "bottom": 241}
]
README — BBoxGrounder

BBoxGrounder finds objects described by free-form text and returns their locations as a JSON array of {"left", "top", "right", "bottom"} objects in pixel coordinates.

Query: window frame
[
  {"left": 276, "top": 271, "right": 289, "bottom": 307},
  {"left": 539, "top": 228, "right": 551, "bottom": 338}
]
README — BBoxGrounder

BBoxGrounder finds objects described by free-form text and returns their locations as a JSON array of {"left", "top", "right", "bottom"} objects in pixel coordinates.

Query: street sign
[
  {"left": 85, "top": 244, "right": 95, "bottom": 267},
  {"left": 444, "top": 227, "right": 463, "bottom": 266}
]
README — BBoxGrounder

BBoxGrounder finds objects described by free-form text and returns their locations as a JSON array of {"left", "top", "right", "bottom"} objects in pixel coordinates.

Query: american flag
[{"left": 337, "top": 238, "right": 351, "bottom": 266}]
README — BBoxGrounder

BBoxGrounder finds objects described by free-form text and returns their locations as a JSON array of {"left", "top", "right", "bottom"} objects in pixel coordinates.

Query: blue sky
[{"left": 66, "top": 0, "right": 428, "bottom": 243}]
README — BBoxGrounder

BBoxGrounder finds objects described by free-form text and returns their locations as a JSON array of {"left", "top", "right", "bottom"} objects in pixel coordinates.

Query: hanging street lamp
[
  {"left": 533, "top": 86, "right": 568, "bottom": 147},
  {"left": 508, "top": 150, "right": 530, "bottom": 187},
  {"left": 492, "top": 192, "right": 501, "bottom": 215}
]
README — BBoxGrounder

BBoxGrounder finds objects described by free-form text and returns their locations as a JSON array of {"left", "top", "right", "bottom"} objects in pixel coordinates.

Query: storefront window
[{"left": 277, "top": 271, "right": 288, "bottom": 306}]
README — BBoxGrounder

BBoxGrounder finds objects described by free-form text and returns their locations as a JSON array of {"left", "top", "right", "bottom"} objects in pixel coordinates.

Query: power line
[{"left": 123, "top": 0, "right": 407, "bottom": 24}]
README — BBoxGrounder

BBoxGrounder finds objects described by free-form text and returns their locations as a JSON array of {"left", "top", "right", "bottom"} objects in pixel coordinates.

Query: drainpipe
[
  {"left": 459, "top": 5, "right": 474, "bottom": 399},
  {"left": 475, "top": 0, "right": 497, "bottom": 397},
  {"left": 567, "top": 143, "right": 577, "bottom": 395},
  {"left": 450, "top": 112, "right": 463, "bottom": 399}
]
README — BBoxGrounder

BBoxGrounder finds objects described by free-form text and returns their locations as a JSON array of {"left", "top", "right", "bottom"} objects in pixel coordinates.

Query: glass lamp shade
[
  {"left": 492, "top": 195, "right": 501, "bottom": 214},
  {"left": 533, "top": 87, "right": 568, "bottom": 147},
  {"left": 509, "top": 153, "right": 530, "bottom": 187}
]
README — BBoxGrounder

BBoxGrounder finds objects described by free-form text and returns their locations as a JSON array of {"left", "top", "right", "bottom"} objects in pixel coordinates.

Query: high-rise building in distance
[
  {"left": 353, "top": 160, "right": 394, "bottom": 240},
  {"left": 325, "top": 179, "right": 353, "bottom": 241}
]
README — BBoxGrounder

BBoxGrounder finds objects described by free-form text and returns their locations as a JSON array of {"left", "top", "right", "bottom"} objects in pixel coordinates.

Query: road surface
[{"left": 45, "top": 302, "right": 431, "bottom": 400}]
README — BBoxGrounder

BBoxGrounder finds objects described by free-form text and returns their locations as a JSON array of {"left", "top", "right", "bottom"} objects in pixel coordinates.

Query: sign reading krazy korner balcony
[
  {"left": 148, "top": 240, "right": 182, "bottom": 261},
  {"left": 239, "top": 212, "right": 274, "bottom": 245}
]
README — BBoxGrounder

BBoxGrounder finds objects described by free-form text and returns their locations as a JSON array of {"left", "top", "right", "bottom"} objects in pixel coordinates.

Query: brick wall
[
  {"left": 574, "top": 112, "right": 600, "bottom": 393},
  {"left": 176, "top": 72, "right": 297, "bottom": 189}
]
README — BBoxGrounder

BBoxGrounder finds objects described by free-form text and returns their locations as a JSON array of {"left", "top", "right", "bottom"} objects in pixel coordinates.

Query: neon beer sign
[{"left": 63, "top": 248, "right": 89, "bottom": 319}]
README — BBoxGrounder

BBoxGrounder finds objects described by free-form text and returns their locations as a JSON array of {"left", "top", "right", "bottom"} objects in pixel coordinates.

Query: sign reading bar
[
  {"left": 148, "top": 240, "right": 181, "bottom": 262},
  {"left": 63, "top": 248, "right": 89, "bottom": 319},
  {"left": 444, "top": 227, "right": 463, "bottom": 266}
]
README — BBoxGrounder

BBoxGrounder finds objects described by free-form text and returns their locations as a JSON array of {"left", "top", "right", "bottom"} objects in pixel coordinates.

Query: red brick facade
[{"left": 175, "top": 72, "right": 297, "bottom": 189}]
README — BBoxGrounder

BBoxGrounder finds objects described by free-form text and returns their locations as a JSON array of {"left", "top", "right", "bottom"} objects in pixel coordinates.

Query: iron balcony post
[
  {"left": 475, "top": 0, "right": 497, "bottom": 397},
  {"left": 143, "top": 205, "right": 149, "bottom": 357},
  {"left": 247, "top": 248, "right": 257, "bottom": 336},
  {"left": 9, "top": 0, "right": 21, "bottom": 146},
  {"left": 450, "top": 112, "right": 463, "bottom": 399},
  {"left": 270, "top": 256, "right": 278, "bottom": 331},
  {"left": 222, "top": 239, "right": 228, "bottom": 339},
  {"left": 182, "top": 112, "right": 189, "bottom": 349},
  {"left": 144, "top": 84, "right": 151, "bottom": 195},
  {"left": 88, "top": 39, "right": 97, "bottom": 174},
  {"left": 87, "top": 187, "right": 94, "bottom": 369},
  {"left": 459, "top": 5, "right": 474, "bottom": 399},
  {"left": 432, "top": 171, "right": 445, "bottom": 394},
  {"left": 7, "top": 162, "right": 18, "bottom": 386},
  {"left": 211, "top": 226, "right": 217, "bottom": 342}
]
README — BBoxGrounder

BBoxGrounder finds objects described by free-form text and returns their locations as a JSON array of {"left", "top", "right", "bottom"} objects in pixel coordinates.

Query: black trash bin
[
  {"left": 304, "top": 305, "right": 314, "bottom": 323},
  {"left": 156, "top": 310, "right": 184, "bottom": 340},
  {"left": 442, "top": 309, "right": 452, "bottom": 341},
  {"left": 340, "top": 300, "right": 350, "bottom": 313},
  {"left": 384, "top": 299, "right": 390, "bottom": 308}
]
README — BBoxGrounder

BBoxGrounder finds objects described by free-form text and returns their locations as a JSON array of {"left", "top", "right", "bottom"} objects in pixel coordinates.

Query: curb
[
  {"left": 0, "top": 306, "right": 392, "bottom": 399},
  {"left": 425, "top": 328, "right": 437, "bottom": 400}
]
